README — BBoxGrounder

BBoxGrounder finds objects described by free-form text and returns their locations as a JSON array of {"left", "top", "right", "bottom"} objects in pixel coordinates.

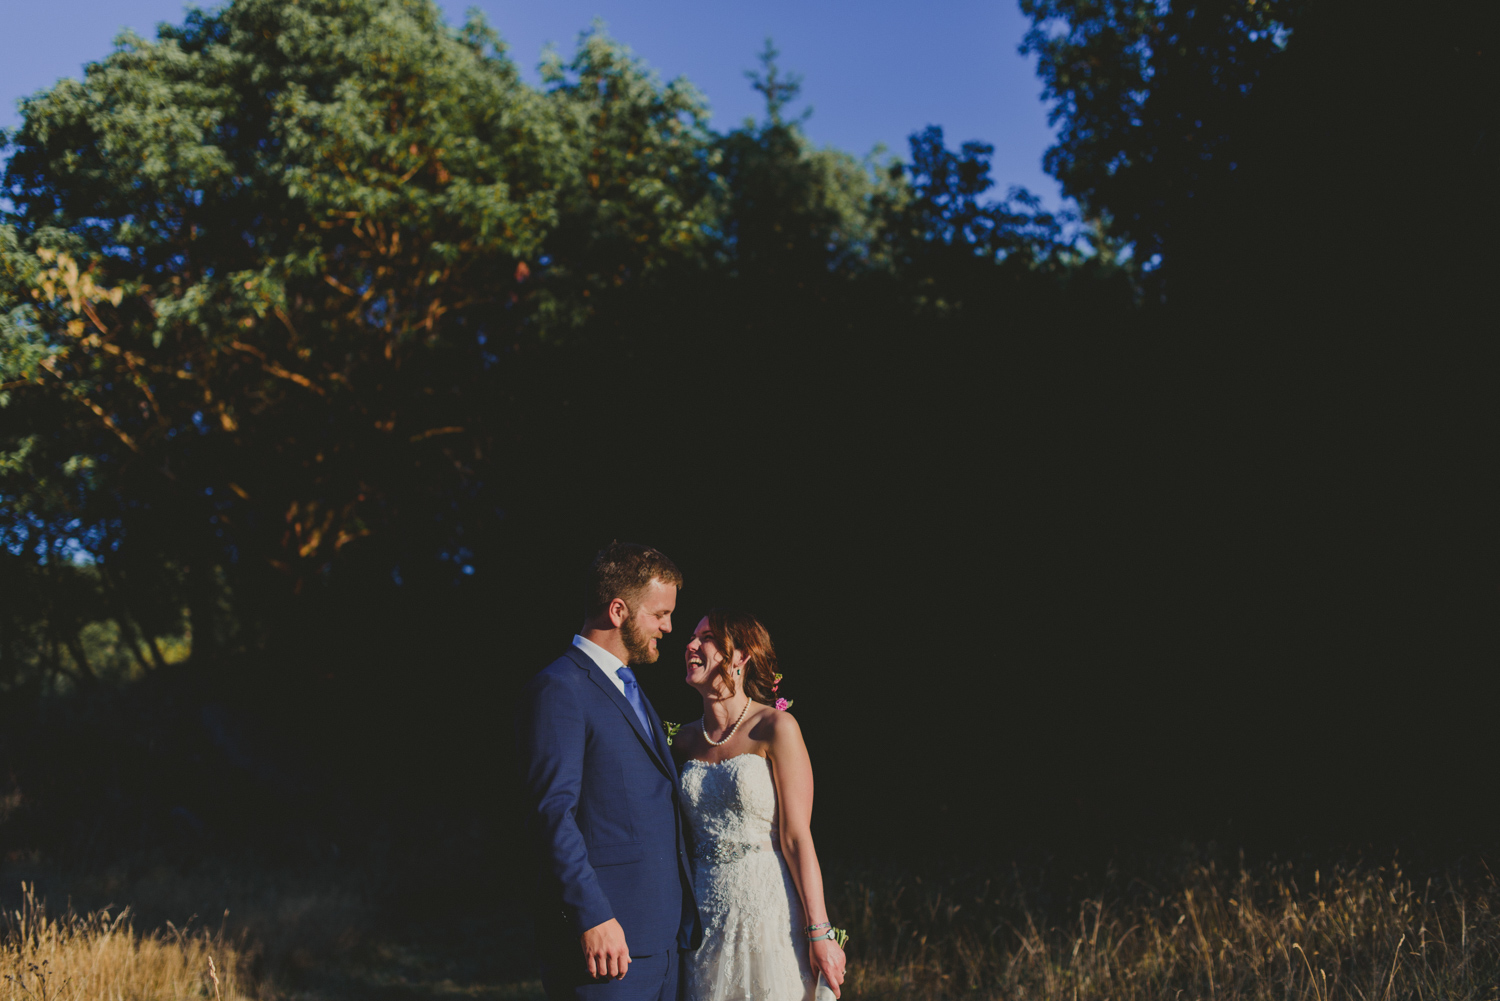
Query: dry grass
[
  {"left": 1, "top": 858, "right": 540, "bottom": 1000},
  {"left": 0, "top": 884, "right": 252, "bottom": 1001},
  {"left": 6, "top": 853, "right": 1498, "bottom": 1000},
  {"left": 836, "top": 858, "right": 1500, "bottom": 1000}
]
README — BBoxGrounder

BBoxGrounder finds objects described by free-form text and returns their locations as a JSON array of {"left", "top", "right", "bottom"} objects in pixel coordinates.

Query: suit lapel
[{"left": 566, "top": 648, "right": 671, "bottom": 778}]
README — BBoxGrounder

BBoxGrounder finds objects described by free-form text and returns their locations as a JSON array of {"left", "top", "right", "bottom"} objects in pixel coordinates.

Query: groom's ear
[{"left": 607, "top": 597, "right": 630, "bottom": 629}]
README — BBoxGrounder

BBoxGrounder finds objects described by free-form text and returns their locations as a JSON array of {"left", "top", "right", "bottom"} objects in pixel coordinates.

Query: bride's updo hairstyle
[{"left": 705, "top": 608, "right": 780, "bottom": 704}]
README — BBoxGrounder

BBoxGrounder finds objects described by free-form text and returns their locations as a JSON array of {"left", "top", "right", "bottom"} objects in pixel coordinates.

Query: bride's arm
[{"left": 768, "top": 711, "right": 846, "bottom": 997}]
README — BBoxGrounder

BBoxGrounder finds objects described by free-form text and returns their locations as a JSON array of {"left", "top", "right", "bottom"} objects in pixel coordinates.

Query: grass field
[
  {"left": 1, "top": 855, "right": 1495, "bottom": 999},
  {"left": 0, "top": 883, "right": 250, "bottom": 1001},
  {"left": 838, "top": 857, "right": 1500, "bottom": 1000}
]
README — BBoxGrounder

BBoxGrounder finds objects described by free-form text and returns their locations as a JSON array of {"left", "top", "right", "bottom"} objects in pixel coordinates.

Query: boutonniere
[{"left": 662, "top": 720, "right": 682, "bottom": 745}]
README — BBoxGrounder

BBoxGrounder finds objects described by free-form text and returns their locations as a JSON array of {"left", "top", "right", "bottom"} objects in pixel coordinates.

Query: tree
[
  {"left": 0, "top": 0, "right": 722, "bottom": 661},
  {"left": 1021, "top": 0, "right": 1499, "bottom": 309},
  {"left": 714, "top": 40, "right": 895, "bottom": 279},
  {"left": 0, "top": 2, "right": 1090, "bottom": 684},
  {"left": 1021, "top": 0, "right": 1300, "bottom": 289},
  {"left": 877, "top": 125, "right": 1074, "bottom": 308}
]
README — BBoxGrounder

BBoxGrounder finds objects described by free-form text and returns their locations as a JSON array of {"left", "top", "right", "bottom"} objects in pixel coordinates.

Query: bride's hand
[{"left": 810, "top": 939, "right": 846, "bottom": 997}]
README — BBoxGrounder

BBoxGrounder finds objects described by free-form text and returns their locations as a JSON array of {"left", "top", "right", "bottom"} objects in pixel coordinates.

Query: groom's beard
[{"left": 621, "top": 615, "right": 659, "bottom": 665}]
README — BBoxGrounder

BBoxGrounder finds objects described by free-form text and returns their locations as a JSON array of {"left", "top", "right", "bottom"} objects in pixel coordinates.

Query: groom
[{"left": 518, "top": 542, "right": 702, "bottom": 1001}]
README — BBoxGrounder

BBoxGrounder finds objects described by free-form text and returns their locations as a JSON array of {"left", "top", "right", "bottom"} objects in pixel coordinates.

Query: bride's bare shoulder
[{"left": 748, "top": 703, "right": 802, "bottom": 743}]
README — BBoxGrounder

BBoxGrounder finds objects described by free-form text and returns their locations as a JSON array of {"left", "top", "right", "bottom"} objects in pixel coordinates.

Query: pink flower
[{"left": 774, "top": 698, "right": 792, "bottom": 711}]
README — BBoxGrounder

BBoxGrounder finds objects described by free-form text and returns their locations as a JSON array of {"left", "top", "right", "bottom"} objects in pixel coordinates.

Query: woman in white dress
[{"left": 673, "top": 609, "right": 847, "bottom": 1001}]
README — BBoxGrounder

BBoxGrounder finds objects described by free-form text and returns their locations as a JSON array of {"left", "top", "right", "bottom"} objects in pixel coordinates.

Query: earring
[{"left": 736, "top": 668, "right": 741, "bottom": 676}]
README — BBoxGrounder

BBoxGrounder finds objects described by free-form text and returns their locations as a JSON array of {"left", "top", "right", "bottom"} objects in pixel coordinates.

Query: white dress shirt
[{"left": 572, "top": 634, "right": 629, "bottom": 696}]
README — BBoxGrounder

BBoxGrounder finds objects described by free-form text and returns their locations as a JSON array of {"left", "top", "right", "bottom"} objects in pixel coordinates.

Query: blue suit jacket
[{"left": 518, "top": 646, "right": 702, "bottom": 957}]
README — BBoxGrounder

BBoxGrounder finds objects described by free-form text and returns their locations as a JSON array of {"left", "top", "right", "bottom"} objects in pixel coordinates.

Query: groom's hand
[{"left": 581, "top": 918, "right": 630, "bottom": 980}]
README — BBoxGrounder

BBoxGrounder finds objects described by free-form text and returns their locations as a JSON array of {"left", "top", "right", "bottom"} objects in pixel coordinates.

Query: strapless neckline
[{"left": 681, "top": 751, "right": 768, "bottom": 770}]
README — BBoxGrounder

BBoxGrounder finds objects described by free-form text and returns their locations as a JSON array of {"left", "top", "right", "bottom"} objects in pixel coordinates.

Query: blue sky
[{"left": 0, "top": 0, "right": 1064, "bottom": 207}]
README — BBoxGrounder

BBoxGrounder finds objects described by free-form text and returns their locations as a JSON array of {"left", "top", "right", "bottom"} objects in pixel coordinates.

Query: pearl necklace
[{"left": 701, "top": 697, "right": 751, "bottom": 747}]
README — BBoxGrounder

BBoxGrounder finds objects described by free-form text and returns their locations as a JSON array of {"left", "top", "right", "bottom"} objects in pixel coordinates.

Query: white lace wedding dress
[{"left": 679, "top": 753, "right": 831, "bottom": 1001}]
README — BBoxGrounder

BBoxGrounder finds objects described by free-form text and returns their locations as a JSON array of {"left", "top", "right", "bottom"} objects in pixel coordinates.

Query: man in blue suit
[{"left": 518, "top": 542, "right": 702, "bottom": 1001}]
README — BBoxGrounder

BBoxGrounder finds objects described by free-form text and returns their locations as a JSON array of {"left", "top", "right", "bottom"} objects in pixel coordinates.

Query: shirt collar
[{"left": 572, "top": 633, "right": 625, "bottom": 674}]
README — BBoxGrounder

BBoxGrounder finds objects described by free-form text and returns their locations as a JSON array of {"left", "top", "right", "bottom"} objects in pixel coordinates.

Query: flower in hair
[
  {"left": 774, "top": 698, "right": 792, "bottom": 711},
  {"left": 772, "top": 672, "right": 783, "bottom": 693}
]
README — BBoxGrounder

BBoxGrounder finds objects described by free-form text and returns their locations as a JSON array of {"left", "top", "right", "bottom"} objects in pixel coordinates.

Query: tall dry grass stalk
[
  {"left": 835, "top": 859, "right": 1500, "bottom": 1000},
  {"left": 0, "top": 883, "right": 252, "bottom": 1000}
]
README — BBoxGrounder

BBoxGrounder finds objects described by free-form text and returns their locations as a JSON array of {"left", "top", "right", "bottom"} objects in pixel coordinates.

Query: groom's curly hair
[
  {"left": 585, "top": 541, "right": 684, "bottom": 618},
  {"left": 705, "top": 608, "right": 780, "bottom": 705}
]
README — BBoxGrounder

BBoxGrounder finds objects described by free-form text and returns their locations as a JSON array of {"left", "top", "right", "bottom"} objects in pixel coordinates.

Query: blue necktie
[{"left": 615, "top": 666, "right": 652, "bottom": 734}]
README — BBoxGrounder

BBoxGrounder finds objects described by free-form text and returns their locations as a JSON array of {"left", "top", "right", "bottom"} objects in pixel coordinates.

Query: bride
[{"left": 674, "top": 609, "right": 847, "bottom": 1001}]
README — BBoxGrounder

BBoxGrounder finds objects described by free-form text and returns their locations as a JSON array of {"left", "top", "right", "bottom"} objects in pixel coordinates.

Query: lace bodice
[
  {"left": 679, "top": 753, "right": 827, "bottom": 1001},
  {"left": 680, "top": 753, "right": 779, "bottom": 852}
]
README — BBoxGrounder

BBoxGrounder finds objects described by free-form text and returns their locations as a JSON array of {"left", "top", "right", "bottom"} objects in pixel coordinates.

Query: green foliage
[
  {"left": 878, "top": 125, "right": 1077, "bottom": 313},
  {"left": 0, "top": 547, "right": 190, "bottom": 693},
  {"left": 1021, "top": 0, "right": 1498, "bottom": 311},
  {"left": 1021, "top": 0, "right": 1300, "bottom": 268},
  {"left": 716, "top": 42, "right": 899, "bottom": 277},
  {"left": 0, "top": 1, "right": 730, "bottom": 607},
  {"left": 0, "top": 0, "right": 1073, "bottom": 687},
  {"left": 535, "top": 23, "right": 721, "bottom": 327}
]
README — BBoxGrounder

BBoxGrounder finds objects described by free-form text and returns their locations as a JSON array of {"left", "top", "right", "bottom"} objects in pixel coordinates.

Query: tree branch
[
  {"left": 229, "top": 341, "right": 327, "bottom": 395},
  {"left": 410, "top": 426, "right": 465, "bottom": 442},
  {"left": 39, "top": 358, "right": 141, "bottom": 453}
]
